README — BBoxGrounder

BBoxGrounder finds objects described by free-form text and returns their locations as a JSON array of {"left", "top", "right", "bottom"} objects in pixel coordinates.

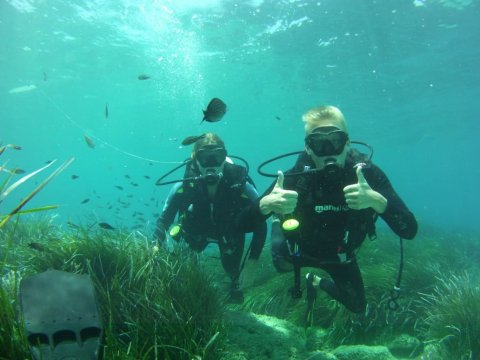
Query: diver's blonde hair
[
  {"left": 302, "top": 105, "right": 348, "bottom": 134},
  {"left": 192, "top": 133, "right": 226, "bottom": 158}
]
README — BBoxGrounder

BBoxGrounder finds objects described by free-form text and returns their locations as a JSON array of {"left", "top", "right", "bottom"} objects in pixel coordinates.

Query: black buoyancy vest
[
  {"left": 181, "top": 163, "right": 248, "bottom": 237},
  {"left": 286, "top": 150, "right": 377, "bottom": 256}
]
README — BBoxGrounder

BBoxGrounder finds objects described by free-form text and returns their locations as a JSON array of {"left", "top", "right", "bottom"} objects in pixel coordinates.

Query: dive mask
[
  {"left": 305, "top": 126, "right": 349, "bottom": 157},
  {"left": 196, "top": 146, "right": 227, "bottom": 168}
]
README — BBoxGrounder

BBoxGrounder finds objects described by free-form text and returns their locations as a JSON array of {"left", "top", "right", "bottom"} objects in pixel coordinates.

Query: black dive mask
[
  {"left": 305, "top": 127, "right": 349, "bottom": 157},
  {"left": 196, "top": 146, "right": 227, "bottom": 168}
]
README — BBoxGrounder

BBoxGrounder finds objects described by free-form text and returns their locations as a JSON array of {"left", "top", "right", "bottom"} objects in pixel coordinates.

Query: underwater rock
[
  {"left": 332, "top": 345, "right": 394, "bottom": 360},
  {"left": 306, "top": 351, "right": 338, "bottom": 360},
  {"left": 223, "top": 310, "right": 309, "bottom": 359},
  {"left": 305, "top": 327, "right": 329, "bottom": 352},
  {"left": 387, "top": 334, "right": 424, "bottom": 358},
  {"left": 421, "top": 343, "right": 445, "bottom": 359}
]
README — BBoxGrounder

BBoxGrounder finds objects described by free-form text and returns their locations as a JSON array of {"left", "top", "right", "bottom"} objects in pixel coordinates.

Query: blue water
[{"left": 1, "top": 0, "right": 479, "bottom": 235}]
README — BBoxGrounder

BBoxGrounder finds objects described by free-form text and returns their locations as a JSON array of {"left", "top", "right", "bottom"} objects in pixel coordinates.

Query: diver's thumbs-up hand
[
  {"left": 259, "top": 171, "right": 298, "bottom": 215},
  {"left": 344, "top": 165, "right": 387, "bottom": 213},
  {"left": 343, "top": 165, "right": 371, "bottom": 210},
  {"left": 275, "top": 170, "right": 285, "bottom": 190},
  {"left": 356, "top": 164, "right": 368, "bottom": 185}
]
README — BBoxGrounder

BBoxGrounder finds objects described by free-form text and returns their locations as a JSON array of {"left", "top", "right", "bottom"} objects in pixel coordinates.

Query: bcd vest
[
  {"left": 180, "top": 162, "right": 248, "bottom": 238},
  {"left": 285, "top": 150, "right": 377, "bottom": 259}
]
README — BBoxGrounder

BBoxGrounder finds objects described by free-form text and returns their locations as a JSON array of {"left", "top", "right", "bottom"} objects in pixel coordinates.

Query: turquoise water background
[{"left": 1, "top": 0, "right": 479, "bottom": 235}]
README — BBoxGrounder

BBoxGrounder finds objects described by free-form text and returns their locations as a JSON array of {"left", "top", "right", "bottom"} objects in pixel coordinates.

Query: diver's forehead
[{"left": 306, "top": 122, "right": 346, "bottom": 135}]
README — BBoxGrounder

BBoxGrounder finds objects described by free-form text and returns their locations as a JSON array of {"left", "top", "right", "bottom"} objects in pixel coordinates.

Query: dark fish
[
  {"left": 0, "top": 144, "right": 21, "bottom": 155},
  {"left": 144, "top": 175, "right": 150, "bottom": 179},
  {"left": 181, "top": 134, "right": 206, "bottom": 146},
  {"left": 98, "top": 222, "right": 115, "bottom": 230},
  {"left": 28, "top": 242, "right": 46, "bottom": 251},
  {"left": 105, "top": 103, "right": 109, "bottom": 118},
  {"left": 81, "top": 198, "right": 90, "bottom": 204},
  {"left": 71, "top": 175, "right": 79, "bottom": 180},
  {"left": 84, "top": 135, "right": 96, "bottom": 148},
  {"left": 45, "top": 160, "right": 53, "bottom": 164},
  {"left": 67, "top": 221, "right": 80, "bottom": 229},
  {"left": 275, "top": 115, "right": 281, "bottom": 121},
  {"left": 201, "top": 98, "right": 227, "bottom": 123},
  {"left": 115, "top": 185, "right": 124, "bottom": 190},
  {"left": 124, "top": 174, "right": 131, "bottom": 179},
  {"left": 138, "top": 74, "right": 151, "bottom": 80},
  {"left": 130, "top": 182, "right": 139, "bottom": 187},
  {"left": 12, "top": 168, "right": 26, "bottom": 174}
]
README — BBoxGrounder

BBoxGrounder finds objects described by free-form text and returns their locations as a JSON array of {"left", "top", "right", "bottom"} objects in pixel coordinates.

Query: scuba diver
[
  {"left": 154, "top": 132, "right": 267, "bottom": 303},
  {"left": 243, "top": 105, "right": 417, "bottom": 315}
]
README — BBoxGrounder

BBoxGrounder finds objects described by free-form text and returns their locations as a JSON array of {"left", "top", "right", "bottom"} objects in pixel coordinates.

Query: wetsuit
[
  {"left": 244, "top": 150, "right": 417, "bottom": 313},
  {"left": 154, "top": 162, "right": 267, "bottom": 283}
]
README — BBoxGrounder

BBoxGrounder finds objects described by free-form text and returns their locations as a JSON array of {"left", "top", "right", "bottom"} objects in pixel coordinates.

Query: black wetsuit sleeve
[
  {"left": 242, "top": 183, "right": 267, "bottom": 260},
  {"left": 154, "top": 182, "right": 183, "bottom": 243},
  {"left": 366, "top": 165, "right": 418, "bottom": 240},
  {"left": 235, "top": 179, "right": 276, "bottom": 232}
]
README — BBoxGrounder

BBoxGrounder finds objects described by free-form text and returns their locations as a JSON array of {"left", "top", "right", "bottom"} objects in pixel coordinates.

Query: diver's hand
[
  {"left": 240, "top": 259, "right": 259, "bottom": 288},
  {"left": 259, "top": 171, "right": 298, "bottom": 215},
  {"left": 343, "top": 165, "right": 387, "bottom": 213}
]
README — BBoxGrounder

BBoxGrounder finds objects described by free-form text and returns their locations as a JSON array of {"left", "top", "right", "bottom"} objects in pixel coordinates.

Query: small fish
[
  {"left": 202, "top": 98, "right": 227, "bottom": 123},
  {"left": 43, "top": 72, "right": 48, "bottom": 81},
  {"left": 0, "top": 144, "right": 22, "bottom": 156},
  {"left": 81, "top": 198, "right": 90, "bottom": 204},
  {"left": 28, "top": 242, "right": 46, "bottom": 251},
  {"left": 84, "top": 135, "right": 96, "bottom": 148},
  {"left": 45, "top": 160, "right": 53, "bottom": 164},
  {"left": 67, "top": 221, "right": 80, "bottom": 229},
  {"left": 130, "top": 182, "right": 139, "bottom": 187},
  {"left": 71, "top": 174, "right": 79, "bottom": 180},
  {"left": 115, "top": 185, "right": 124, "bottom": 190},
  {"left": 12, "top": 168, "right": 26, "bottom": 174},
  {"left": 105, "top": 103, "right": 109, "bottom": 118},
  {"left": 98, "top": 222, "right": 115, "bottom": 230},
  {"left": 138, "top": 74, "right": 151, "bottom": 80},
  {"left": 181, "top": 134, "right": 206, "bottom": 146},
  {"left": 124, "top": 174, "right": 131, "bottom": 179},
  {"left": 275, "top": 115, "right": 281, "bottom": 121},
  {"left": 144, "top": 175, "right": 151, "bottom": 179},
  {"left": 9, "top": 144, "right": 22, "bottom": 150}
]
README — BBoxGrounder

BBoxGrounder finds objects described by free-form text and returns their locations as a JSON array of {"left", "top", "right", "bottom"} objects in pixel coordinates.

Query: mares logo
[{"left": 315, "top": 204, "right": 349, "bottom": 213}]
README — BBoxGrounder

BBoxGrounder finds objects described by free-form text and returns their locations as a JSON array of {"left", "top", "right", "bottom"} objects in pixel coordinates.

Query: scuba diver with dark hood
[
  {"left": 243, "top": 105, "right": 417, "bottom": 315},
  {"left": 154, "top": 132, "right": 267, "bottom": 303}
]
